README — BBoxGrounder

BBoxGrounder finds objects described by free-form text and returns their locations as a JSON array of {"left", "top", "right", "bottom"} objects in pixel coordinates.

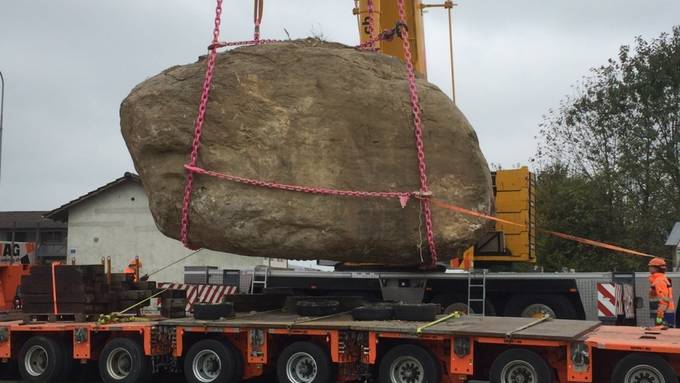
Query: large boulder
[{"left": 121, "top": 39, "right": 493, "bottom": 265}]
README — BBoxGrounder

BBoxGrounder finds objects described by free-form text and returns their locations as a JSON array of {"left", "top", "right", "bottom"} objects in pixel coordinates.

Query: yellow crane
[{"left": 353, "top": 0, "right": 535, "bottom": 266}]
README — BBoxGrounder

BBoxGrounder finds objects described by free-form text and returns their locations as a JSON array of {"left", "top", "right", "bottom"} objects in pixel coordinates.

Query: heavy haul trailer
[
  {"left": 256, "top": 268, "right": 680, "bottom": 327},
  {"left": 1, "top": 313, "right": 680, "bottom": 382}
]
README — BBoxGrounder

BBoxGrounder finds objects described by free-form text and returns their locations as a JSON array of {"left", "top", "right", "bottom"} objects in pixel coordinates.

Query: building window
[
  {"left": 12, "top": 231, "right": 34, "bottom": 242},
  {"left": 41, "top": 231, "right": 65, "bottom": 244},
  {"left": 0, "top": 231, "right": 11, "bottom": 241}
]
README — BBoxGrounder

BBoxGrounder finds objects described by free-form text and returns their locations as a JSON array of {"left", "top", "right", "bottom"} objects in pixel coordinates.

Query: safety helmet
[{"left": 648, "top": 257, "right": 667, "bottom": 267}]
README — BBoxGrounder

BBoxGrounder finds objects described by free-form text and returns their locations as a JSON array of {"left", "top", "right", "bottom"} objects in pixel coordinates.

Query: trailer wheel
[
  {"left": 489, "top": 348, "right": 553, "bottom": 383},
  {"left": 277, "top": 341, "right": 334, "bottom": 383},
  {"left": 98, "top": 337, "right": 150, "bottom": 383},
  {"left": 520, "top": 303, "right": 557, "bottom": 319},
  {"left": 0, "top": 360, "right": 18, "bottom": 380},
  {"left": 18, "top": 336, "right": 66, "bottom": 383},
  {"left": 184, "top": 339, "right": 241, "bottom": 383},
  {"left": 378, "top": 344, "right": 441, "bottom": 383},
  {"left": 611, "top": 353, "right": 676, "bottom": 383},
  {"left": 444, "top": 302, "right": 473, "bottom": 315},
  {"left": 505, "top": 294, "right": 577, "bottom": 319}
]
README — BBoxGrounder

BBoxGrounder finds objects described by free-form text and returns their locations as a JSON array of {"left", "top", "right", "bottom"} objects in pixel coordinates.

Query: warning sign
[{"left": 0, "top": 241, "right": 35, "bottom": 264}]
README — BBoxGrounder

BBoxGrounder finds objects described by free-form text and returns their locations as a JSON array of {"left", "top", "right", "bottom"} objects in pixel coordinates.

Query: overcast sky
[{"left": 0, "top": 1, "right": 678, "bottom": 211}]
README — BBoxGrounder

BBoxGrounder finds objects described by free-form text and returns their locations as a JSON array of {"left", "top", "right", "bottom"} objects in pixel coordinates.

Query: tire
[
  {"left": 352, "top": 304, "right": 394, "bottom": 321},
  {"left": 505, "top": 294, "right": 577, "bottom": 319},
  {"left": 489, "top": 348, "right": 553, "bottom": 383},
  {"left": 443, "top": 302, "right": 473, "bottom": 315},
  {"left": 184, "top": 339, "right": 242, "bottom": 383},
  {"left": 296, "top": 300, "right": 340, "bottom": 317},
  {"left": 98, "top": 337, "right": 151, "bottom": 383},
  {"left": 378, "top": 344, "right": 441, "bottom": 383},
  {"left": 18, "top": 336, "right": 66, "bottom": 383},
  {"left": 611, "top": 353, "right": 676, "bottom": 383},
  {"left": 0, "top": 359, "right": 18, "bottom": 380},
  {"left": 222, "top": 293, "right": 287, "bottom": 312},
  {"left": 433, "top": 294, "right": 496, "bottom": 316},
  {"left": 284, "top": 296, "right": 366, "bottom": 313},
  {"left": 58, "top": 340, "right": 76, "bottom": 382},
  {"left": 194, "top": 303, "right": 235, "bottom": 320},
  {"left": 277, "top": 341, "right": 334, "bottom": 383},
  {"left": 393, "top": 303, "right": 440, "bottom": 321}
]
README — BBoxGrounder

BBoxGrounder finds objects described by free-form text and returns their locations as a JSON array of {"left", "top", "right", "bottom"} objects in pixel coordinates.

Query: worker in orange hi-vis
[
  {"left": 124, "top": 258, "right": 142, "bottom": 283},
  {"left": 648, "top": 257, "right": 675, "bottom": 327}
]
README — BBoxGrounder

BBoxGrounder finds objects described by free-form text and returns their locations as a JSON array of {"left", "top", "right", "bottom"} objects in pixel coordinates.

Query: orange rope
[{"left": 430, "top": 198, "right": 654, "bottom": 258}]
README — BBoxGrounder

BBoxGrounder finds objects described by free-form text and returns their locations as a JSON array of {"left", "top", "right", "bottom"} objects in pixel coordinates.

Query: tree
[{"left": 535, "top": 26, "right": 680, "bottom": 271}]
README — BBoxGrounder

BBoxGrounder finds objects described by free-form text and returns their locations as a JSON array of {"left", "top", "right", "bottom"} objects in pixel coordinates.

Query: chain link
[
  {"left": 211, "top": 39, "right": 282, "bottom": 49},
  {"left": 180, "top": 0, "right": 224, "bottom": 248},
  {"left": 186, "top": 165, "right": 415, "bottom": 200},
  {"left": 365, "top": 0, "right": 376, "bottom": 50},
  {"left": 396, "top": 0, "right": 438, "bottom": 267}
]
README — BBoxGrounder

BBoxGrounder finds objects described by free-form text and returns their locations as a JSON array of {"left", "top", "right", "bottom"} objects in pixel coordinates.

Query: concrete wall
[{"left": 65, "top": 181, "right": 282, "bottom": 283}]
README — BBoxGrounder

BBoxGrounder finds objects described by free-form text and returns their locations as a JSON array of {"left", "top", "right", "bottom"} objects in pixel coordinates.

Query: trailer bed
[{"left": 162, "top": 311, "right": 600, "bottom": 341}]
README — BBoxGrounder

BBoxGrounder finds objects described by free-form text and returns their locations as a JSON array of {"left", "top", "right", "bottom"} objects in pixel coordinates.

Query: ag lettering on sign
[{"left": 0, "top": 241, "right": 36, "bottom": 264}]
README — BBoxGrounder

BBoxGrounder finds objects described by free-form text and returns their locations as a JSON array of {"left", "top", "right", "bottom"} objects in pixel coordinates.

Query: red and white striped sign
[
  {"left": 597, "top": 283, "right": 617, "bottom": 317},
  {"left": 159, "top": 283, "right": 237, "bottom": 311}
]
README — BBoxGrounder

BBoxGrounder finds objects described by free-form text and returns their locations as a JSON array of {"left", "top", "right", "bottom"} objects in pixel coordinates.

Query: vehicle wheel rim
[
  {"left": 24, "top": 345, "right": 48, "bottom": 377},
  {"left": 624, "top": 364, "right": 665, "bottom": 383},
  {"left": 106, "top": 347, "right": 133, "bottom": 380},
  {"left": 192, "top": 349, "right": 222, "bottom": 383},
  {"left": 389, "top": 355, "right": 424, "bottom": 383},
  {"left": 500, "top": 360, "right": 537, "bottom": 383},
  {"left": 444, "top": 303, "right": 472, "bottom": 315},
  {"left": 286, "top": 351, "right": 318, "bottom": 383},
  {"left": 520, "top": 304, "right": 556, "bottom": 319}
]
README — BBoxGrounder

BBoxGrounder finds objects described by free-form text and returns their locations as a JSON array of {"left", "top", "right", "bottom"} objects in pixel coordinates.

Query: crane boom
[{"left": 353, "top": 1, "right": 535, "bottom": 266}]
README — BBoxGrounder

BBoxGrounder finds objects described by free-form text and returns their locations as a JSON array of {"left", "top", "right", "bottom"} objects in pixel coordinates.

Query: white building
[
  {"left": 666, "top": 222, "right": 680, "bottom": 271},
  {"left": 46, "top": 173, "right": 287, "bottom": 283}
]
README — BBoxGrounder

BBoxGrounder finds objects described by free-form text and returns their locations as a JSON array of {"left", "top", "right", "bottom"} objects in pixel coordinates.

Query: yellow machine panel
[
  {"left": 475, "top": 167, "right": 536, "bottom": 263},
  {"left": 355, "top": 0, "right": 427, "bottom": 76}
]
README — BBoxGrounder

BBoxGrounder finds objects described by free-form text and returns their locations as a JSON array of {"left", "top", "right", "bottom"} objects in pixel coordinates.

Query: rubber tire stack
[
  {"left": 296, "top": 300, "right": 340, "bottom": 317},
  {"left": 393, "top": 303, "right": 441, "bottom": 321},
  {"left": 351, "top": 304, "right": 395, "bottom": 321},
  {"left": 194, "top": 302, "right": 235, "bottom": 320}
]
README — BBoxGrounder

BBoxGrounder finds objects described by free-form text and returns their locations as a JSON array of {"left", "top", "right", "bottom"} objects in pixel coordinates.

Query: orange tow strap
[
  {"left": 430, "top": 198, "right": 655, "bottom": 258},
  {"left": 51, "top": 261, "right": 61, "bottom": 315}
]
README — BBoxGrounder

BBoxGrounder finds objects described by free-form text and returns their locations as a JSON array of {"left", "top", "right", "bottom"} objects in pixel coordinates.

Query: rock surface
[{"left": 121, "top": 39, "right": 493, "bottom": 265}]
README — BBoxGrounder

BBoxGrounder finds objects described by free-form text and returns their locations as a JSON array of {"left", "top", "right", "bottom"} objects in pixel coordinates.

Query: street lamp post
[{"left": 0, "top": 70, "right": 4, "bottom": 182}]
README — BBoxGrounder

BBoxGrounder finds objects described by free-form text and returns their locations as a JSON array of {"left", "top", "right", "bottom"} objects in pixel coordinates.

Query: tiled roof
[{"left": 0, "top": 211, "right": 66, "bottom": 230}]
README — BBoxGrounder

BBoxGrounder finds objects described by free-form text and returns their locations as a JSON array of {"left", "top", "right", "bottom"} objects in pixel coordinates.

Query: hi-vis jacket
[{"left": 649, "top": 272, "right": 675, "bottom": 318}]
